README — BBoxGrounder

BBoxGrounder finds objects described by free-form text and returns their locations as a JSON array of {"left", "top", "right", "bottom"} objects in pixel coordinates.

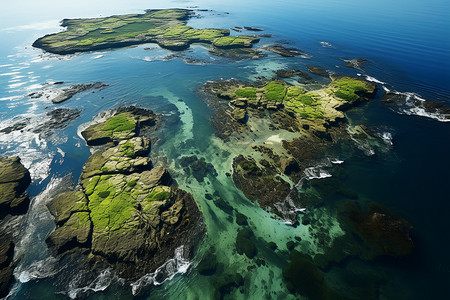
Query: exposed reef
[
  {"left": 0, "top": 157, "right": 31, "bottom": 298},
  {"left": 201, "top": 74, "right": 376, "bottom": 222},
  {"left": 28, "top": 82, "right": 108, "bottom": 104},
  {"left": 33, "top": 9, "right": 261, "bottom": 55},
  {"left": 0, "top": 157, "right": 31, "bottom": 219},
  {"left": 46, "top": 107, "right": 202, "bottom": 279},
  {"left": 0, "top": 108, "right": 81, "bottom": 138},
  {"left": 262, "top": 44, "right": 304, "bottom": 57},
  {"left": 382, "top": 91, "right": 450, "bottom": 121}
]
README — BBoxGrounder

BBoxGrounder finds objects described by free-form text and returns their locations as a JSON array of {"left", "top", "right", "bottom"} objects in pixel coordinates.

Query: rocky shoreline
[
  {"left": 46, "top": 106, "right": 203, "bottom": 279},
  {"left": 0, "top": 157, "right": 32, "bottom": 298}
]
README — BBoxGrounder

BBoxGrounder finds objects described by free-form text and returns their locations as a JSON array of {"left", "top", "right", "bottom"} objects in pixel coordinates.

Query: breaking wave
[{"left": 131, "top": 246, "right": 191, "bottom": 296}]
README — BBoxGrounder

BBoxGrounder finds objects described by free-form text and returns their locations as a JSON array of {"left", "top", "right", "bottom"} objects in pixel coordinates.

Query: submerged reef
[
  {"left": 46, "top": 107, "right": 202, "bottom": 279},
  {"left": 33, "top": 9, "right": 260, "bottom": 54}
]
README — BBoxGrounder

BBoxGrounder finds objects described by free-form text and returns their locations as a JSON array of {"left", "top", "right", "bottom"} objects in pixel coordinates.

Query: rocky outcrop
[
  {"left": 262, "top": 44, "right": 304, "bottom": 57},
  {"left": 28, "top": 82, "right": 108, "bottom": 104},
  {"left": 232, "top": 155, "right": 291, "bottom": 217},
  {"left": 0, "top": 108, "right": 81, "bottom": 138},
  {"left": 0, "top": 157, "right": 31, "bottom": 218},
  {"left": 0, "top": 157, "right": 32, "bottom": 298},
  {"left": 81, "top": 107, "right": 158, "bottom": 146},
  {"left": 0, "top": 238, "right": 15, "bottom": 298},
  {"left": 306, "top": 66, "right": 329, "bottom": 77},
  {"left": 46, "top": 107, "right": 202, "bottom": 279},
  {"left": 382, "top": 92, "right": 450, "bottom": 121}
]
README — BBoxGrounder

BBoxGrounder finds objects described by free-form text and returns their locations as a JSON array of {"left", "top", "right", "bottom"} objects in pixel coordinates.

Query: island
[
  {"left": 46, "top": 107, "right": 202, "bottom": 279},
  {"left": 32, "top": 9, "right": 261, "bottom": 54}
]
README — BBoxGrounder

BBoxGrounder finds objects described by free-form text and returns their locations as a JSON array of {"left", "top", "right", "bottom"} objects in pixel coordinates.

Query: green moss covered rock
[
  {"left": 0, "top": 156, "right": 31, "bottom": 218},
  {"left": 46, "top": 107, "right": 201, "bottom": 279}
]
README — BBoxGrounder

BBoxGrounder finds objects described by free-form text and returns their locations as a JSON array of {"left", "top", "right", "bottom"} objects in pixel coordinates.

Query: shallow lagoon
[{"left": 1, "top": 0, "right": 449, "bottom": 299}]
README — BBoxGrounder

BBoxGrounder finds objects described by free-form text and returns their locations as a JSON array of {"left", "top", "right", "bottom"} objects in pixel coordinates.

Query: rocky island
[
  {"left": 32, "top": 9, "right": 260, "bottom": 54},
  {"left": 46, "top": 107, "right": 202, "bottom": 279}
]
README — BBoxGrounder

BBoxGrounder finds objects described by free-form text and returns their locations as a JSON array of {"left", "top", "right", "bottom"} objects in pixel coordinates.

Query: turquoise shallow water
[{"left": 0, "top": 0, "right": 449, "bottom": 299}]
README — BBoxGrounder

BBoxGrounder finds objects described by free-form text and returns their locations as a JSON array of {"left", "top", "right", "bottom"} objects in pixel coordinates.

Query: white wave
[
  {"left": 67, "top": 269, "right": 115, "bottom": 299},
  {"left": 17, "top": 257, "right": 60, "bottom": 283},
  {"left": 42, "top": 65, "right": 53, "bottom": 69},
  {"left": 13, "top": 176, "right": 70, "bottom": 288},
  {"left": 0, "top": 64, "right": 13, "bottom": 68},
  {"left": 319, "top": 41, "right": 333, "bottom": 48},
  {"left": 8, "top": 82, "right": 27, "bottom": 89},
  {"left": 381, "top": 132, "right": 393, "bottom": 145},
  {"left": 131, "top": 246, "right": 190, "bottom": 295},
  {"left": 394, "top": 91, "right": 450, "bottom": 122},
  {"left": 331, "top": 159, "right": 344, "bottom": 164},
  {"left": 364, "top": 75, "right": 385, "bottom": 84},
  {"left": 304, "top": 167, "right": 332, "bottom": 180},
  {"left": 0, "top": 71, "right": 20, "bottom": 76},
  {"left": 382, "top": 86, "right": 390, "bottom": 92},
  {"left": 91, "top": 54, "right": 104, "bottom": 59}
]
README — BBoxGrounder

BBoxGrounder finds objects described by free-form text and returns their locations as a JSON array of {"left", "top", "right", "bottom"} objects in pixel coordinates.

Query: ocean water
[{"left": 0, "top": 0, "right": 449, "bottom": 299}]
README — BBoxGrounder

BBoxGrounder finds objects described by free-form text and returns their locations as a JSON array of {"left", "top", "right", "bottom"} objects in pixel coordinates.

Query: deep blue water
[{"left": 1, "top": 0, "right": 449, "bottom": 299}]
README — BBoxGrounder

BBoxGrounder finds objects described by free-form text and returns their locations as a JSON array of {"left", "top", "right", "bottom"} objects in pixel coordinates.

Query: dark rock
[
  {"left": 235, "top": 227, "right": 257, "bottom": 259},
  {"left": 286, "top": 241, "right": 296, "bottom": 251},
  {"left": 243, "top": 26, "right": 263, "bottom": 31},
  {"left": 213, "top": 198, "right": 234, "bottom": 215},
  {"left": 179, "top": 155, "right": 217, "bottom": 182},
  {"left": 283, "top": 250, "right": 337, "bottom": 299},
  {"left": 198, "top": 248, "right": 218, "bottom": 276},
  {"left": 262, "top": 44, "right": 304, "bottom": 57},
  {"left": 235, "top": 212, "right": 248, "bottom": 226},
  {"left": 232, "top": 155, "right": 291, "bottom": 219},
  {"left": 275, "top": 69, "right": 296, "bottom": 78},
  {"left": 306, "top": 66, "right": 329, "bottom": 77},
  {"left": 0, "top": 238, "right": 14, "bottom": 298},
  {"left": 52, "top": 82, "right": 108, "bottom": 104},
  {"left": 382, "top": 92, "right": 450, "bottom": 120},
  {"left": 301, "top": 217, "right": 310, "bottom": 226},
  {"left": 296, "top": 70, "right": 312, "bottom": 80},
  {"left": 210, "top": 47, "right": 267, "bottom": 60},
  {"left": 0, "top": 156, "right": 31, "bottom": 218},
  {"left": 214, "top": 273, "right": 244, "bottom": 298},
  {"left": 267, "top": 241, "right": 278, "bottom": 251},
  {"left": 256, "top": 258, "right": 266, "bottom": 267},
  {"left": 339, "top": 201, "right": 414, "bottom": 258},
  {"left": 339, "top": 58, "right": 367, "bottom": 70}
]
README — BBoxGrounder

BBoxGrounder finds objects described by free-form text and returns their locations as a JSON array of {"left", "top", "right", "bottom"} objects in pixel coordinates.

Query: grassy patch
[
  {"left": 104, "top": 113, "right": 136, "bottom": 133},
  {"left": 264, "top": 81, "right": 287, "bottom": 102},
  {"left": 235, "top": 87, "right": 257, "bottom": 99},
  {"left": 330, "top": 77, "right": 372, "bottom": 102}
]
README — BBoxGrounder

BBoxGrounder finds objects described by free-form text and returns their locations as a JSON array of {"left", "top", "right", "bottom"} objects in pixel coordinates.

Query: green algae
[
  {"left": 330, "top": 76, "right": 374, "bottom": 102},
  {"left": 103, "top": 113, "right": 136, "bottom": 133},
  {"left": 263, "top": 81, "right": 287, "bottom": 102},
  {"left": 234, "top": 87, "right": 257, "bottom": 99}
]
